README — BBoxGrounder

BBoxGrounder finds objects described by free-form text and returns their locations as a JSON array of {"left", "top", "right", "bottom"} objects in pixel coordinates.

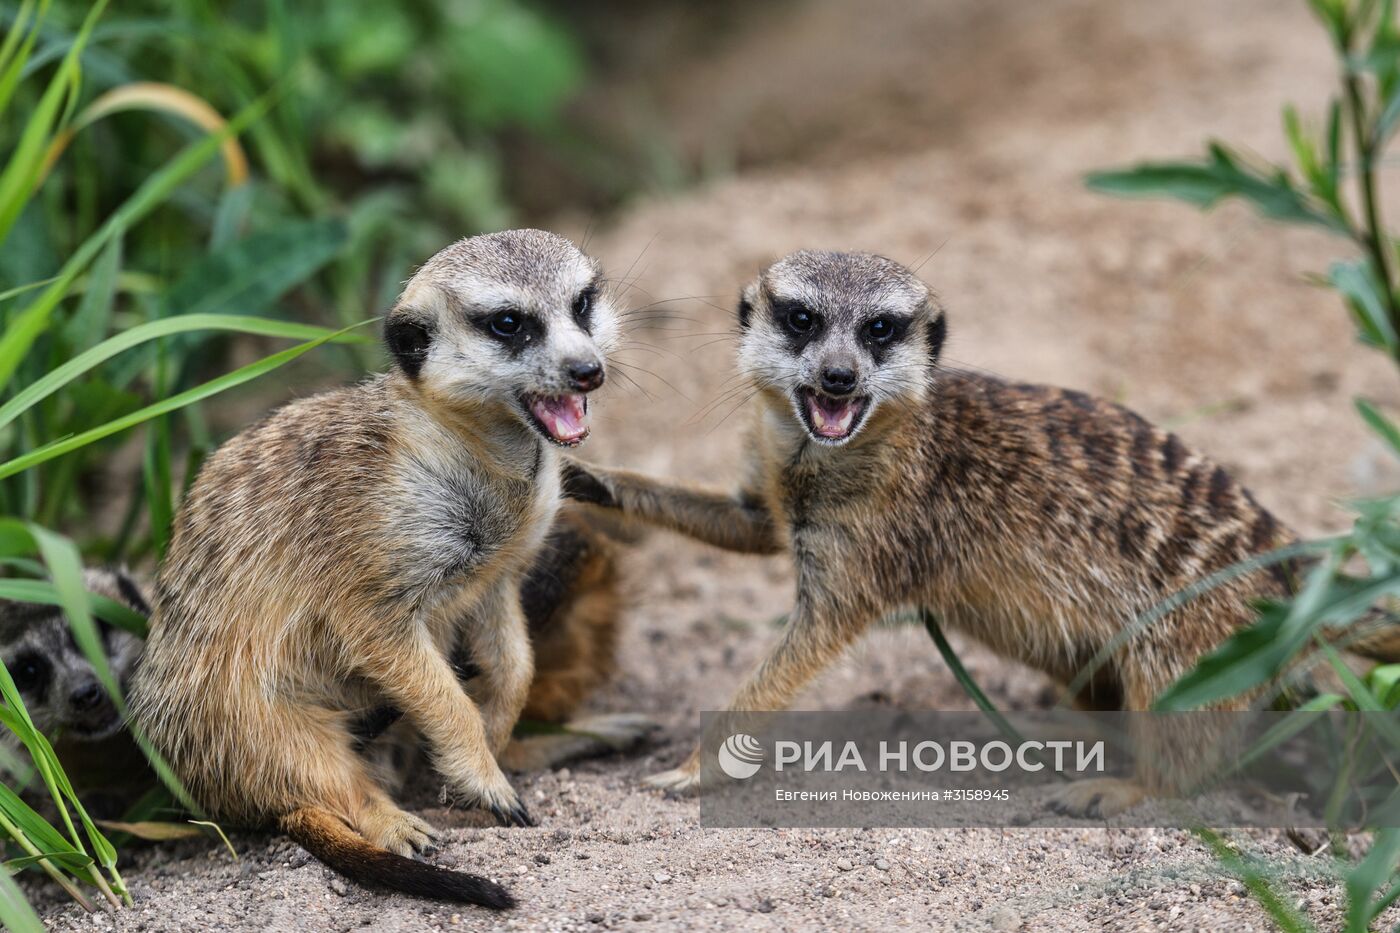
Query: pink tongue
[
  {"left": 531, "top": 394, "right": 588, "bottom": 442},
  {"left": 807, "top": 394, "right": 860, "bottom": 438}
]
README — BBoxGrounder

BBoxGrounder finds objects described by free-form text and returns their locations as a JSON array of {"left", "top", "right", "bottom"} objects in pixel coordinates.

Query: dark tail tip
[{"left": 281, "top": 807, "right": 515, "bottom": 909}]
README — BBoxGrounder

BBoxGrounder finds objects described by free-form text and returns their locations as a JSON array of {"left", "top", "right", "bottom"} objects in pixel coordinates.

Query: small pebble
[
  {"left": 653, "top": 871, "right": 672, "bottom": 884},
  {"left": 328, "top": 878, "right": 348, "bottom": 897},
  {"left": 585, "top": 912, "right": 604, "bottom": 924},
  {"left": 632, "top": 912, "right": 652, "bottom": 922},
  {"left": 836, "top": 858, "right": 854, "bottom": 871},
  {"left": 874, "top": 858, "right": 890, "bottom": 871},
  {"left": 534, "top": 853, "right": 551, "bottom": 865}
]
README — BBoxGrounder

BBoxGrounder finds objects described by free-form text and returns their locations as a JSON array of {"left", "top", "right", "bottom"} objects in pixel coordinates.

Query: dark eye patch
[
  {"left": 859, "top": 313, "right": 911, "bottom": 363},
  {"left": 771, "top": 298, "right": 822, "bottom": 350},
  {"left": 473, "top": 308, "right": 543, "bottom": 355},
  {"left": 7, "top": 651, "right": 50, "bottom": 699}
]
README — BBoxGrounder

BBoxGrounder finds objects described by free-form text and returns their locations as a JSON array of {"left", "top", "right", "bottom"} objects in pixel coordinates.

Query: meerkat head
[
  {"left": 0, "top": 569, "right": 147, "bottom": 742},
  {"left": 736, "top": 250, "right": 945, "bottom": 446},
  {"left": 383, "top": 229, "right": 620, "bottom": 447}
]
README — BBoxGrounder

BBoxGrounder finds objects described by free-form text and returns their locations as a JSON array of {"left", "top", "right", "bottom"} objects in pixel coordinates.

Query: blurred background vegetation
[{"left": 0, "top": 0, "right": 716, "bottom": 569}]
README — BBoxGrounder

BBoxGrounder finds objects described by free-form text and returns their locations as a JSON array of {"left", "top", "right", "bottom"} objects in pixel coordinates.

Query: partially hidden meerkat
[
  {"left": 0, "top": 569, "right": 147, "bottom": 795},
  {"left": 132, "top": 230, "right": 620, "bottom": 909},
  {"left": 564, "top": 249, "right": 1400, "bottom": 816}
]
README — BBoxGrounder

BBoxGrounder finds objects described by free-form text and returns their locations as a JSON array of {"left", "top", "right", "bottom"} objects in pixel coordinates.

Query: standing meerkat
[
  {"left": 132, "top": 229, "right": 619, "bottom": 908},
  {"left": 564, "top": 249, "right": 1400, "bottom": 816}
]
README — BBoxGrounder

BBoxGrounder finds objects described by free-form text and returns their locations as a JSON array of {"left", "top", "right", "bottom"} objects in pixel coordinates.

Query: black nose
[
  {"left": 567, "top": 360, "right": 604, "bottom": 392},
  {"left": 820, "top": 367, "right": 858, "bottom": 396},
  {"left": 70, "top": 682, "right": 103, "bottom": 711}
]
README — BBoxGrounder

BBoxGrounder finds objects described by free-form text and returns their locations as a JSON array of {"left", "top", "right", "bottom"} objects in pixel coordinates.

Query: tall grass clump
[
  {"left": 994, "top": 0, "right": 1400, "bottom": 927},
  {"left": 0, "top": 0, "right": 598, "bottom": 921},
  {"left": 0, "top": 2, "right": 380, "bottom": 924}
]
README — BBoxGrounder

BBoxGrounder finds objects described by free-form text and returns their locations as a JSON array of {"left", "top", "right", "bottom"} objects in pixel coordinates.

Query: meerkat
[
  {"left": 131, "top": 229, "right": 619, "bottom": 908},
  {"left": 563, "top": 249, "right": 1400, "bottom": 817},
  {"left": 0, "top": 569, "right": 150, "bottom": 810},
  {"left": 0, "top": 568, "right": 145, "bottom": 749}
]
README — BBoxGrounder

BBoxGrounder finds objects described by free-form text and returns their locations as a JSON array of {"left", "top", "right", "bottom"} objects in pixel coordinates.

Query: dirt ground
[{"left": 29, "top": 0, "right": 1400, "bottom": 929}]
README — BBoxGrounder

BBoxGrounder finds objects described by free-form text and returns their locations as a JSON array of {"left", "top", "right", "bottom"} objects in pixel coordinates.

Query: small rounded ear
[
  {"left": 736, "top": 283, "right": 760, "bottom": 330},
  {"left": 384, "top": 312, "right": 434, "bottom": 380},
  {"left": 113, "top": 569, "right": 151, "bottom": 616}
]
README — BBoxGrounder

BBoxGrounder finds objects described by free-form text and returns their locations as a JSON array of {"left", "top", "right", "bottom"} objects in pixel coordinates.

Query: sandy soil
[{"left": 30, "top": 0, "right": 1400, "bottom": 929}]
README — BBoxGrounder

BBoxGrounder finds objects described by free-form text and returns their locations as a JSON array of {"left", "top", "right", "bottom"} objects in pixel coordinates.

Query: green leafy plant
[
  {"left": 1083, "top": 0, "right": 1400, "bottom": 927},
  {"left": 0, "top": 3, "right": 380, "bottom": 924}
]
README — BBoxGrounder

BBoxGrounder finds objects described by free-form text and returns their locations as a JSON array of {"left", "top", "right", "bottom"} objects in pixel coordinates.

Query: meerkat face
[
  {"left": 736, "top": 250, "right": 945, "bottom": 446},
  {"left": 383, "top": 229, "right": 620, "bottom": 447},
  {"left": 0, "top": 569, "right": 146, "bottom": 741}
]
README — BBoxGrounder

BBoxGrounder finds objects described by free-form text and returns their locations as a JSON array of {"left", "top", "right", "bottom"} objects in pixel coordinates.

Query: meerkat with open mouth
[
  {"left": 564, "top": 249, "right": 1399, "bottom": 817},
  {"left": 132, "top": 229, "right": 619, "bottom": 908}
]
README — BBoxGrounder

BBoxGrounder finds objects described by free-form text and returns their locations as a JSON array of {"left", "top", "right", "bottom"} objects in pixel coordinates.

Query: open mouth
[
  {"left": 797, "top": 388, "right": 870, "bottom": 443},
  {"left": 523, "top": 393, "right": 591, "bottom": 447}
]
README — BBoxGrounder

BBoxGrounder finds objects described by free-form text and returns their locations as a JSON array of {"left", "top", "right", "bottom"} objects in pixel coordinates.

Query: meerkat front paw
[
  {"left": 449, "top": 769, "right": 537, "bottom": 827},
  {"left": 360, "top": 806, "right": 439, "bottom": 858},
  {"left": 559, "top": 459, "right": 616, "bottom": 507},
  {"left": 1044, "top": 777, "right": 1148, "bottom": 819},
  {"left": 644, "top": 749, "right": 703, "bottom": 796}
]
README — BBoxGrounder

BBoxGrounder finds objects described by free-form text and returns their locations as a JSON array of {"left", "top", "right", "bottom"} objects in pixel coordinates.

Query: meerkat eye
[
  {"left": 572, "top": 285, "right": 596, "bottom": 326},
  {"left": 864, "top": 316, "right": 896, "bottom": 343},
  {"left": 489, "top": 310, "right": 523, "bottom": 338},
  {"left": 785, "top": 307, "right": 817, "bottom": 335},
  {"left": 8, "top": 651, "right": 49, "bottom": 695}
]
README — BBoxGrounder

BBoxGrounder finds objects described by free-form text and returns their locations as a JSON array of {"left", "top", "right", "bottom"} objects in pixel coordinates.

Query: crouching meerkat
[
  {"left": 0, "top": 569, "right": 148, "bottom": 802},
  {"left": 132, "top": 229, "right": 620, "bottom": 908},
  {"left": 564, "top": 249, "right": 1400, "bottom": 816}
]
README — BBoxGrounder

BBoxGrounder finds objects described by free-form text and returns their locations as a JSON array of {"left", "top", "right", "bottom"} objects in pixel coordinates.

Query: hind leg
[
  {"left": 1043, "top": 649, "right": 1245, "bottom": 818},
  {"left": 254, "top": 701, "right": 443, "bottom": 857},
  {"left": 499, "top": 713, "right": 658, "bottom": 771}
]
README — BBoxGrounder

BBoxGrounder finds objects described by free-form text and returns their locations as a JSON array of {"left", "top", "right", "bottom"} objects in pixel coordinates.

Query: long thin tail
[{"left": 279, "top": 807, "right": 514, "bottom": 908}]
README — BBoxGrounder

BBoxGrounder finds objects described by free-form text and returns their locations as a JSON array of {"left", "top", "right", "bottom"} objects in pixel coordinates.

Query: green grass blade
[
  {"left": 0, "top": 312, "right": 366, "bottom": 437},
  {"left": 1193, "top": 827, "right": 1317, "bottom": 933},
  {"left": 922, "top": 609, "right": 1035, "bottom": 748},
  {"left": 0, "top": 0, "right": 106, "bottom": 246},
  {"left": 0, "top": 580, "right": 147, "bottom": 635},
  {"left": 0, "top": 0, "right": 46, "bottom": 122},
  {"left": 24, "top": 526, "right": 122, "bottom": 889},
  {"left": 1065, "top": 539, "right": 1332, "bottom": 705},
  {"left": 0, "top": 93, "right": 273, "bottom": 391},
  {"left": 0, "top": 321, "right": 369, "bottom": 481},
  {"left": 63, "top": 236, "right": 121, "bottom": 352},
  {"left": 1348, "top": 829, "right": 1400, "bottom": 932},
  {"left": 0, "top": 861, "right": 47, "bottom": 933}
]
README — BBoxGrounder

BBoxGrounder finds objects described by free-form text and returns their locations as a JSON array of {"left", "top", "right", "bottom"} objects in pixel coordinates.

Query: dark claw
[
  {"left": 508, "top": 800, "right": 536, "bottom": 827},
  {"left": 418, "top": 843, "right": 440, "bottom": 858},
  {"left": 488, "top": 800, "right": 535, "bottom": 828}
]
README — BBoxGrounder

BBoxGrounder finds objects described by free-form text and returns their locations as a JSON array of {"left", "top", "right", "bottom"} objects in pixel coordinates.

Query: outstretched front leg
[
  {"left": 648, "top": 577, "right": 882, "bottom": 795},
  {"left": 561, "top": 460, "right": 784, "bottom": 554}
]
